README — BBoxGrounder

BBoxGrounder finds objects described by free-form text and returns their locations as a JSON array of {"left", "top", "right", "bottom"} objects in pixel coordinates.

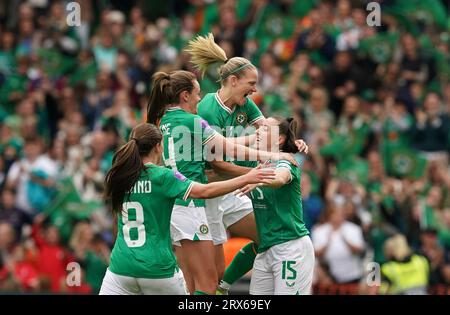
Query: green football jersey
[
  {"left": 109, "top": 164, "right": 194, "bottom": 279},
  {"left": 249, "top": 160, "right": 309, "bottom": 253},
  {"left": 197, "top": 93, "right": 264, "bottom": 167},
  {"left": 160, "top": 107, "right": 217, "bottom": 207}
]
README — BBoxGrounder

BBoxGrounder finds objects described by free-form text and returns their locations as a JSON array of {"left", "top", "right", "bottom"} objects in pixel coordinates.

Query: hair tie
[
  {"left": 131, "top": 137, "right": 139, "bottom": 144},
  {"left": 224, "top": 59, "right": 229, "bottom": 64}
]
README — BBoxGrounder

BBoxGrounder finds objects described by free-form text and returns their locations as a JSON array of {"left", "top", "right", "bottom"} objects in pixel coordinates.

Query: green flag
[
  {"left": 68, "top": 59, "right": 98, "bottom": 87},
  {"left": 248, "top": 3, "right": 296, "bottom": 41},
  {"left": 36, "top": 48, "right": 77, "bottom": 79},
  {"left": 0, "top": 72, "right": 27, "bottom": 113},
  {"left": 336, "top": 156, "right": 369, "bottom": 186},
  {"left": 290, "top": 0, "right": 318, "bottom": 18},
  {"left": 263, "top": 92, "right": 291, "bottom": 117},
  {"left": 320, "top": 116, "right": 370, "bottom": 160},
  {"left": 44, "top": 177, "right": 102, "bottom": 242},
  {"left": 382, "top": 144, "right": 427, "bottom": 179},
  {"left": 358, "top": 32, "right": 400, "bottom": 64},
  {"left": 386, "top": 0, "right": 447, "bottom": 30}
]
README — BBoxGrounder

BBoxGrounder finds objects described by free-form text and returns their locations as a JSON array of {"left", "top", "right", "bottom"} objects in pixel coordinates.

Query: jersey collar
[
  {"left": 215, "top": 92, "right": 235, "bottom": 115},
  {"left": 166, "top": 106, "right": 182, "bottom": 112}
]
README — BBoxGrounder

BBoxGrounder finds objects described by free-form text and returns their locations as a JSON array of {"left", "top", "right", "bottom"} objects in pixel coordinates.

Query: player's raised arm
[
  {"left": 188, "top": 165, "right": 275, "bottom": 199},
  {"left": 209, "top": 160, "right": 252, "bottom": 179},
  {"left": 236, "top": 164, "right": 293, "bottom": 196},
  {"left": 207, "top": 132, "right": 298, "bottom": 166}
]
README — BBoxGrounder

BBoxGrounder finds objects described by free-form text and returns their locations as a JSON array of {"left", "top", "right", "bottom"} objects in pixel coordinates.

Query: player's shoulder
[
  {"left": 243, "top": 96, "right": 261, "bottom": 112},
  {"left": 160, "top": 107, "right": 181, "bottom": 123},
  {"left": 198, "top": 93, "right": 223, "bottom": 125},
  {"left": 198, "top": 93, "right": 216, "bottom": 109},
  {"left": 163, "top": 168, "right": 190, "bottom": 186},
  {"left": 142, "top": 164, "right": 177, "bottom": 184},
  {"left": 180, "top": 112, "right": 211, "bottom": 132},
  {"left": 243, "top": 96, "right": 257, "bottom": 106},
  {"left": 164, "top": 107, "right": 191, "bottom": 118},
  {"left": 242, "top": 97, "right": 264, "bottom": 124},
  {"left": 154, "top": 164, "right": 187, "bottom": 180},
  {"left": 164, "top": 108, "right": 197, "bottom": 125}
]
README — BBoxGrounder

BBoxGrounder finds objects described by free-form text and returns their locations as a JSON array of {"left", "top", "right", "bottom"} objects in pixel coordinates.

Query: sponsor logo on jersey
[
  {"left": 174, "top": 170, "right": 187, "bottom": 182},
  {"left": 199, "top": 118, "right": 210, "bottom": 129},
  {"left": 199, "top": 224, "right": 209, "bottom": 234}
]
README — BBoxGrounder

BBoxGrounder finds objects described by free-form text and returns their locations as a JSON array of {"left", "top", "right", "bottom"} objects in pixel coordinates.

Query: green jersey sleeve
[
  {"left": 197, "top": 94, "right": 223, "bottom": 129},
  {"left": 192, "top": 115, "right": 218, "bottom": 145},
  {"left": 163, "top": 168, "right": 194, "bottom": 201},
  {"left": 276, "top": 160, "right": 295, "bottom": 184},
  {"left": 244, "top": 98, "right": 264, "bottom": 126}
]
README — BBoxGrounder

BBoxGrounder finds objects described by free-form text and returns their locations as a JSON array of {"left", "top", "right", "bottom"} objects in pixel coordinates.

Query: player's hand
[
  {"left": 295, "top": 139, "right": 309, "bottom": 154},
  {"left": 235, "top": 183, "right": 260, "bottom": 197},
  {"left": 245, "top": 164, "right": 276, "bottom": 184}
]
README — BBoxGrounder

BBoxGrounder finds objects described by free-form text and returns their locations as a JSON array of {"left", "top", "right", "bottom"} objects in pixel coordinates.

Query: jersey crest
[
  {"left": 199, "top": 224, "right": 209, "bottom": 235},
  {"left": 236, "top": 112, "right": 248, "bottom": 125}
]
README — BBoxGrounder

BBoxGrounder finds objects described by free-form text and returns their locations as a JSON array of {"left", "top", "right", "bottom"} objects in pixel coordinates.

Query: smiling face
[
  {"left": 257, "top": 117, "right": 282, "bottom": 152},
  {"left": 178, "top": 79, "right": 201, "bottom": 114},
  {"left": 230, "top": 67, "right": 258, "bottom": 106}
]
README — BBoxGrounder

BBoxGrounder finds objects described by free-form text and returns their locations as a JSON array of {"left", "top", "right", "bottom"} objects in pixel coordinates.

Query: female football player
[
  {"left": 237, "top": 117, "right": 315, "bottom": 295},
  {"left": 185, "top": 33, "right": 309, "bottom": 293},
  {"left": 99, "top": 123, "right": 275, "bottom": 295},
  {"left": 146, "top": 70, "right": 297, "bottom": 294}
]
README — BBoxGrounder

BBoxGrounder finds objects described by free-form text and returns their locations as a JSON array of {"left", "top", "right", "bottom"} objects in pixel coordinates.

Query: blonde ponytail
[
  {"left": 185, "top": 33, "right": 228, "bottom": 78},
  {"left": 185, "top": 33, "right": 256, "bottom": 83}
]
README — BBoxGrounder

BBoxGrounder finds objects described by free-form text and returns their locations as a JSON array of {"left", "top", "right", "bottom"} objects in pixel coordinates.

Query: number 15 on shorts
[{"left": 281, "top": 261, "right": 297, "bottom": 281}]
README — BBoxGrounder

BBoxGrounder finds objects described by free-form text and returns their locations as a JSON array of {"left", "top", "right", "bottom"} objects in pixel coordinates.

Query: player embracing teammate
[
  {"left": 184, "top": 33, "right": 314, "bottom": 295},
  {"left": 100, "top": 33, "right": 314, "bottom": 295}
]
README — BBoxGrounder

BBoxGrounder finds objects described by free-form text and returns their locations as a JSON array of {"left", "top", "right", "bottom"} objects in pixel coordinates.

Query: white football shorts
[{"left": 250, "top": 236, "right": 315, "bottom": 295}]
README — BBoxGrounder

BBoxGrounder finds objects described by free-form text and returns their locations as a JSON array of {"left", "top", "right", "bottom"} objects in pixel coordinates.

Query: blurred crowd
[{"left": 0, "top": 0, "right": 449, "bottom": 294}]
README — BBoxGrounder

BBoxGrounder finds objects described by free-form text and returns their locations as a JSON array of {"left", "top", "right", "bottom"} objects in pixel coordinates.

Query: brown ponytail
[
  {"left": 104, "top": 123, "right": 163, "bottom": 214},
  {"left": 147, "top": 72, "right": 173, "bottom": 125},
  {"left": 146, "top": 71, "right": 197, "bottom": 125}
]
